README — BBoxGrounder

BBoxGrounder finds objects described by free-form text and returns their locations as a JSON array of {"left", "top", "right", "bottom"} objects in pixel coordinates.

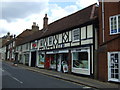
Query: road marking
[
  {"left": 0, "top": 68, "right": 4, "bottom": 72},
  {"left": 83, "top": 86, "right": 91, "bottom": 89},
  {"left": 10, "top": 76, "right": 23, "bottom": 84}
]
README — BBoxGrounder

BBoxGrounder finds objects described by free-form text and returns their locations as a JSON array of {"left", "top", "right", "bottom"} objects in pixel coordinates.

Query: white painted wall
[
  {"left": 87, "top": 25, "right": 93, "bottom": 38},
  {"left": 81, "top": 27, "right": 86, "bottom": 39}
]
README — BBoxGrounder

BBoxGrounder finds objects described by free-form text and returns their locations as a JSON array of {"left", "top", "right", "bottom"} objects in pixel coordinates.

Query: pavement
[{"left": 3, "top": 60, "right": 120, "bottom": 89}]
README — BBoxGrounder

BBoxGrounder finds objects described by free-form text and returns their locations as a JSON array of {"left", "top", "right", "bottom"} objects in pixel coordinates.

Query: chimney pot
[{"left": 33, "top": 22, "right": 36, "bottom": 26}]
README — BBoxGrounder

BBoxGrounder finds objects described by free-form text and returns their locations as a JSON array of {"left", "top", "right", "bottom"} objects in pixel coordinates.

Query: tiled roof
[
  {"left": 17, "top": 3, "right": 98, "bottom": 46},
  {"left": 16, "top": 29, "right": 37, "bottom": 46}
]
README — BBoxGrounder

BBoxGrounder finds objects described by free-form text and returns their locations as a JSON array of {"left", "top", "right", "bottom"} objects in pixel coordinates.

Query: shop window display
[{"left": 73, "top": 52, "right": 88, "bottom": 69}]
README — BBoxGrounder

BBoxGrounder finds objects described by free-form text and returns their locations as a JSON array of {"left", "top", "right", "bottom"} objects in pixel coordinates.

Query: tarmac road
[{"left": 2, "top": 61, "right": 94, "bottom": 89}]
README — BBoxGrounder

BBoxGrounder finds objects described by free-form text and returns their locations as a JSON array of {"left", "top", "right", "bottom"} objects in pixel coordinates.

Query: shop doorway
[
  {"left": 31, "top": 51, "right": 36, "bottom": 67},
  {"left": 45, "top": 54, "right": 56, "bottom": 69},
  {"left": 57, "top": 53, "right": 69, "bottom": 73},
  {"left": 45, "top": 55, "right": 50, "bottom": 69}
]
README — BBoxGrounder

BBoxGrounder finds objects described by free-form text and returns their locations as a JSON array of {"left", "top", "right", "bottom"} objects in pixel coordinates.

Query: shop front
[
  {"left": 71, "top": 47, "right": 90, "bottom": 75},
  {"left": 45, "top": 50, "right": 69, "bottom": 73},
  {"left": 57, "top": 53, "right": 69, "bottom": 73},
  {"left": 45, "top": 52, "right": 57, "bottom": 70}
]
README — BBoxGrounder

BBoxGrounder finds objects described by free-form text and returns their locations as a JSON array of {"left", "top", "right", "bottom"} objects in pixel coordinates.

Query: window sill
[
  {"left": 47, "top": 45, "right": 53, "bottom": 47},
  {"left": 72, "top": 40, "right": 80, "bottom": 43},
  {"left": 109, "top": 33, "right": 120, "bottom": 36}
]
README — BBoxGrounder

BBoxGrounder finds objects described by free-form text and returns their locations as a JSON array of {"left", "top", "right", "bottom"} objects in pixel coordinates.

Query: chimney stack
[
  {"left": 43, "top": 14, "right": 48, "bottom": 30},
  {"left": 32, "top": 22, "right": 39, "bottom": 30}
]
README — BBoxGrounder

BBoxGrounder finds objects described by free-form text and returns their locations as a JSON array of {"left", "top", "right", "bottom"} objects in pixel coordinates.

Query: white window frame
[
  {"left": 108, "top": 51, "right": 120, "bottom": 82},
  {"left": 26, "top": 43, "right": 29, "bottom": 50},
  {"left": 48, "top": 36, "right": 53, "bottom": 46},
  {"left": 39, "top": 39, "right": 43, "bottom": 47},
  {"left": 71, "top": 48, "right": 90, "bottom": 75},
  {"left": 72, "top": 28, "right": 80, "bottom": 42},
  {"left": 110, "top": 14, "right": 120, "bottom": 35}
]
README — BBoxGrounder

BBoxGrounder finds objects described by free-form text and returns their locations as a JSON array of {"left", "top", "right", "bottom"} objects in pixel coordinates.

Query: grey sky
[
  {"left": 0, "top": 0, "right": 98, "bottom": 37},
  {"left": 1, "top": 2, "right": 48, "bottom": 22}
]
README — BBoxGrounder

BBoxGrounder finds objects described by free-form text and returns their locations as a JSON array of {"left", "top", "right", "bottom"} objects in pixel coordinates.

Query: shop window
[
  {"left": 72, "top": 28, "right": 80, "bottom": 42},
  {"left": 110, "top": 14, "right": 120, "bottom": 35},
  {"left": 25, "top": 54, "right": 29, "bottom": 65},
  {"left": 73, "top": 52, "right": 88, "bottom": 69},
  {"left": 19, "top": 55, "right": 22, "bottom": 63},
  {"left": 38, "top": 53, "right": 45, "bottom": 67}
]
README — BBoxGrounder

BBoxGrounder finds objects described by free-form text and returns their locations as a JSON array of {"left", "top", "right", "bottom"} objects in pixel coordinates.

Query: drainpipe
[{"left": 102, "top": 0, "right": 105, "bottom": 42}]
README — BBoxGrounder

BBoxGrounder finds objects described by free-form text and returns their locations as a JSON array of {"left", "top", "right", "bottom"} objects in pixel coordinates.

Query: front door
[
  {"left": 108, "top": 52, "right": 120, "bottom": 82},
  {"left": 31, "top": 51, "right": 36, "bottom": 67},
  {"left": 45, "top": 55, "right": 50, "bottom": 69}
]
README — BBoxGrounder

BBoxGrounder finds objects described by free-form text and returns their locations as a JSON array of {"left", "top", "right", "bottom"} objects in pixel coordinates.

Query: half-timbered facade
[{"left": 16, "top": 4, "right": 98, "bottom": 77}]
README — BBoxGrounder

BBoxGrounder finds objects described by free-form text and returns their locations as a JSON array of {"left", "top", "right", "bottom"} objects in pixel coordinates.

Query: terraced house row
[{"left": 1, "top": 2, "right": 120, "bottom": 83}]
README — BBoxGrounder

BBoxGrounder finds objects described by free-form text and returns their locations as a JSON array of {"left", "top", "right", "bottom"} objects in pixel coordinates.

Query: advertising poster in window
[
  {"left": 72, "top": 49, "right": 90, "bottom": 75},
  {"left": 38, "top": 54, "right": 45, "bottom": 68},
  {"left": 57, "top": 54, "right": 69, "bottom": 73}
]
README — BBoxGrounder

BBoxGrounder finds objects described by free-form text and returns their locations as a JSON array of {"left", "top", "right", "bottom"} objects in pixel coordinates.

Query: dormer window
[
  {"left": 48, "top": 36, "right": 53, "bottom": 46},
  {"left": 110, "top": 14, "right": 120, "bottom": 35},
  {"left": 72, "top": 28, "right": 80, "bottom": 42}
]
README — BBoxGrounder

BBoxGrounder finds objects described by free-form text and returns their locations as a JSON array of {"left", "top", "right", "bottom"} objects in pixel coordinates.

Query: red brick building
[{"left": 98, "top": 2, "right": 120, "bottom": 82}]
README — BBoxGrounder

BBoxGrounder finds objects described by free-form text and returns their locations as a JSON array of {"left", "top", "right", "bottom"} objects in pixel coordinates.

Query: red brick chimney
[
  {"left": 43, "top": 14, "right": 48, "bottom": 30},
  {"left": 32, "top": 22, "right": 39, "bottom": 30}
]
